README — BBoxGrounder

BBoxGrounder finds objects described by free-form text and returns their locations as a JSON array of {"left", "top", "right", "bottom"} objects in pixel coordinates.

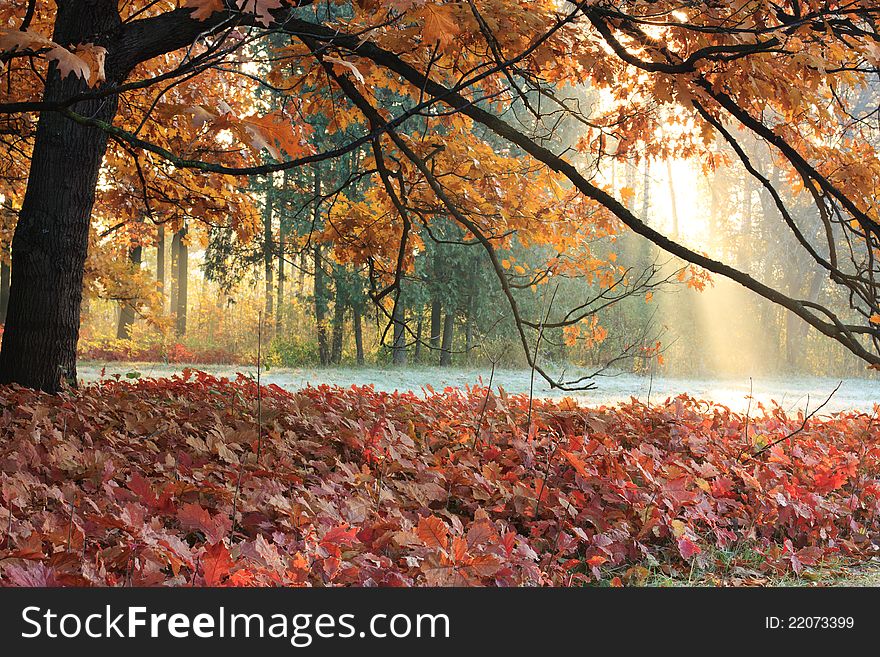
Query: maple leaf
[
  {"left": 236, "top": 0, "right": 284, "bottom": 27},
  {"left": 47, "top": 45, "right": 91, "bottom": 82},
  {"left": 185, "top": 0, "right": 226, "bottom": 21},
  {"left": 201, "top": 541, "right": 234, "bottom": 586},
  {"left": 177, "top": 502, "right": 231, "bottom": 545},
  {"left": 241, "top": 110, "right": 308, "bottom": 160},
  {"left": 560, "top": 449, "right": 591, "bottom": 479},
  {"left": 417, "top": 515, "right": 449, "bottom": 550},
  {"left": 73, "top": 44, "right": 107, "bottom": 87},
  {"left": 324, "top": 56, "right": 365, "bottom": 84},
  {"left": 677, "top": 537, "right": 701, "bottom": 560},
  {"left": 0, "top": 28, "right": 55, "bottom": 53},
  {"left": 418, "top": 4, "right": 460, "bottom": 48}
]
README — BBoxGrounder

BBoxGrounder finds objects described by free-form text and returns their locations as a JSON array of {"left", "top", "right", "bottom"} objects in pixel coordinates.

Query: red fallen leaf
[
  {"left": 127, "top": 472, "right": 157, "bottom": 507},
  {"left": 201, "top": 542, "right": 234, "bottom": 586},
  {"left": 610, "top": 576, "right": 623, "bottom": 587},
  {"left": 320, "top": 524, "right": 359, "bottom": 548},
  {"left": 677, "top": 537, "right": 701, "bottom": 560},
  {"left": 177, "top": 502, "right": 230, "bottom": 545},
  {"left": 560, "top": 449, "right": 591, "bottom": 478},
  {"left": 417, "top": 516, "right": 449, "bottom": 550},
  {"left": 451, "top": 536, "right": 468, "bottom": 562},
  {"left": 586, "top": 555, "right": 607, "bottom": 568}
]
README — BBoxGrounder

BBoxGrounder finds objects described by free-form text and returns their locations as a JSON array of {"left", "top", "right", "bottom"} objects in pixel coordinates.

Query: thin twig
[{"left": 742, "top": 381, "right": 842, "bottom": 461}]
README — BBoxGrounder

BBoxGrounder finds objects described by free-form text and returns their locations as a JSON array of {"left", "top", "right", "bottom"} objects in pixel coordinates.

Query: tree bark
[
  {"left": 263, "top": 178, "right": 274, "bottom": 325},
  {"left": 331, "top": 297, "right": 345, "bottom": 365},
  {"left": 0, "top": 257, "right": 9, "bottom": 325},
  {"left": 173, "top": 227, "right": 188, "bottom": 336},
  {"left": 440, "top": 312, "right": 454, "bottom": 366},
  {"left": 353, "top": 306, "right": 365, "bottom": 365},
  {"left": 116, "top": 241, "right": 143, "bottom": 340},
  {"left": 314, "top": 242, "right": 330, "bottom": 365},
  {"left": 156, "top": 225, "right": 165, "bottom": 291},
  {"left": 392, "top": 302, "right": 407, "bottom": 365},
  {"left": 414, "top": 316, "right": 422, "bottom": 361},
  {"left": 430, "top": 300, "right": 442, "bottom": 350},
  {"left": 276, "top": 225, "right": 285, "bottom": 335},
  {"left": 0, "top": 1, "right": 123, "bottom": 391}
]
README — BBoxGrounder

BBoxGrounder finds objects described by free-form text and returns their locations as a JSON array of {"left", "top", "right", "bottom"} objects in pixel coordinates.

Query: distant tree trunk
[
  {"left": 0, "top": 0, "right": 123, "bottom": 391},
  {"left": 465, "top": 312, "right": 473, "bottom": 361},
  {"left": 666, "top": 160, "right": 679, "bottom": 239},
  {"left": 414, "top": 315, "right": 423, "bottom": 361},
  {"left": 170, "top": 229, "right": 179, "bottom": 317},
  {"left": 297, "top": 251, "right": 307, "bottom": 295},
  {"left": 440, "top": 312, "right": 454, "bottom": 366},
  {"left": 785, "top": 269, "right": 825, "bottom": 367},
  {"left": 263, "top": 179, "right": 274, "bottom": 325},
  {"left": 331, "top": 297, "right": 345, "bottom": 365},
  {"left": 156, "top": 225, "right": 165, "bottom": 291},
  {"left": 0, "top": 257, "right": 9, "bottom": 324},
  {"left": 276, "top": 227, "right": 285, "bottom": 335},
  {"left": 392, "top": 302, "right": 407, "bottom": 365},
  {"left": 173, "top": 228, "right": 188, "bottom": 336},
  {"left": 116, "top": 241, "right": 143, "bottom": 340},
  {"left": 430, "top": 300, "right": 442, "bottom": 350},
  {"left": 314, "top": 245, "right": 330, "bottom": 365},
  {"left": 353, "top": 306, "right": 365, "bottom": 366}
]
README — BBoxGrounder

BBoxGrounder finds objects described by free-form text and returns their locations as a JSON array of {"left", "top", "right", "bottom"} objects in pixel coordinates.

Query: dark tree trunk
[
  {"left": 440, "top": 312, "right": 454, "bottom": 366},
  {"left": 156, "top": 225, "right": 165, "bottom": 291},
  {"left": 173, "top": 228, "right": 188, "bottom": 336},
  {"left": 313, "top": 167, "right": 330, "bottom": 365},
  {"left": 276, "top": 227, "right": 285, "bottom": 335},
  {"left": 116, "top": 242, "right": 143, "bottom": 340},
  {"left": 0, "top": 257, "right": 9, "bottom": 325},
  {"left": 0, "top": 1, "right": 123, "bottom": 391},
  {"left": 263, "top": 179, "right": 274, "bottom": 325},
  {"left": 314, "top": 244, "right": 330, "bottom": 365},
  {"left": 353, "top": 306, "right": 365, "bottom": 366},
  {"left": 170, "top": 228, "right": 179, "bottom": 316},
  {"left": 414, "top": 316, "right": 422, "bottom": 361},
  {"left": 331, "top": 297, "right": 345, "bottom": 365},
  {"left": 392, "top": 302, "right": 407, "bottom": 365},
  {"left": 430, "top": 300, "right": 442, "bottom": 350}
]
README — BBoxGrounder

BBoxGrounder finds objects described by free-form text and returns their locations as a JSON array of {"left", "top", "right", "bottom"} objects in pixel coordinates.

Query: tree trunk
[
  {"left": 440, "top": 312, "right": 454, "bottom": 366},
  {"left": 116, "top": 242, "right": 143, "bottom": 340},
  {"left": 314, "top": 243, "right": 330, "bottom": 365},
  {"left": 391, "top": 301, "right": 407, "bottom": 365},
  {"left": 156, "top": 225, "right": 165, "bottom": 291},
  {"left": 0, "top": 257, "right": 9, "bottom": 325},
  {"left": 173, "top": 228, "right": 188, "bottom": 336},
  {"left": 666, "top": 160, "right": 679, "bottom": 239},
  {"left": 331, "top": 298, "right": 345, "bottom": 365},
  {"left": 263, "top": 178, "right": 274, "bottom": 325},
  {"left": 170, "top": 229, "right": 179, "bottom": 317},
  {"left": 353, "top": 306, "right": 365, "bottom": 366},
  {"left": 0, "top": 1, "right": 122, "bottom": 391},
  {"left": 276, "top": 227, "right": 285, "bottom": 335},
  {"left": 430, "top": 300, "right": 442, "bottom": 350},
  {"left": 414, "top": 316, "right": 422, "bottom": 361}
]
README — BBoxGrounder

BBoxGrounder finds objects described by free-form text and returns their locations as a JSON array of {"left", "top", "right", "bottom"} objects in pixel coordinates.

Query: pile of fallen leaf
[{"left": 0, "top": 371, "right": 877, "bottom": 586}]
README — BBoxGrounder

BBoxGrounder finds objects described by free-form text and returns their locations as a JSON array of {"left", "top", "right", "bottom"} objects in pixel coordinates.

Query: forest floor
[
  {"left": 78, "top": 361, "right": 878, "bottom": 415},
  {"left": 2, "top": 371, "right": 878, "bottom": 587}
]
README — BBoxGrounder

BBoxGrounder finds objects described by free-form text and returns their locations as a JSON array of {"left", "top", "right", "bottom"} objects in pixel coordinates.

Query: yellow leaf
[{"left": 670, "top": 519, "right": 687, "bottom": 538}]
